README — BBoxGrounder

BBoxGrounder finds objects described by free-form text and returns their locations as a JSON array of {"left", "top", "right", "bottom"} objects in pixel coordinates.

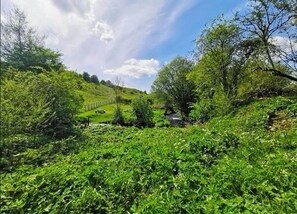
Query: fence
[{"left": 83, "top": 99, "right": 115, "bottom": 111}]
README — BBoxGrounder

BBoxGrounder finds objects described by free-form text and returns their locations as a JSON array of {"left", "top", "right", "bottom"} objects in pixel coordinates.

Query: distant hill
[
  {"left": 59, "top": 70, "right": 146, "bottom": 123},
  {"left": 58, "top": 70, "right": 144, "bottom": 105}
]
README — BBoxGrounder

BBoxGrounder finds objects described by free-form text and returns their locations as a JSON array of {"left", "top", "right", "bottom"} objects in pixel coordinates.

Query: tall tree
[
  {"left": 0, "top": 7, "right": 63, "bottom": 72},
  {"left": 239, "top": 0, "right": 297, "bottom": 81},
  {"left": 193, "top": 18, "right": 253, "bottom": 100},
  {"left": 152, "top": 56, "right": 196, "bottom": 117}
]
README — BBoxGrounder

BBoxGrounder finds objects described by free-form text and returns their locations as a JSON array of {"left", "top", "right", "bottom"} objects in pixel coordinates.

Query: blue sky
[{"left": 1, "top": 0, "right": 247, "bottom": 91}]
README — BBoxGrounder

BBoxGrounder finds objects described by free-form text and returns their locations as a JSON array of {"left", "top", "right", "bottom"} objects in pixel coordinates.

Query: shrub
[
  {"left": 189, "top": 99, "right": 214, "bottom": 123},
  {"left": 132, "top": 97, "right": 154, "bottom": 128},
  {"left": 238, "top": 69, "right": 290, "bottom": 99},
  {"left": 115, "top": 96, "right": 131, "bottom": 104},
  {"left": 112, "top": 106, "right": 125, "bottom": 126},
  {"left": 0, "top": 70, "right": 83, "bottom": 139},
  {"left": 190, "top": 91, "right": 231, "bottom": 123}
]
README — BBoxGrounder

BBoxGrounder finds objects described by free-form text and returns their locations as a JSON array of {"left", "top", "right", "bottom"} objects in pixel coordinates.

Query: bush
[
  {"left": 238, "top": 69, "right": 290, "bottom": 99},
  {"left": 112, "top": 106, "right": 125, "bottom": 126},
  {"left": 189, "top": 99, "right": 214, "bottom": 123},
  {"left": 0, "top": 70, "right": 83, "bottom": 139},
  {"left": 115, "top": 96, "right": 131, "bottom": 104},
  {"left": 190, "top": 91, "right": 231, "bottom": 123},
  {"left": 132, "top": 97, "right": 154, "bottom": 128}
]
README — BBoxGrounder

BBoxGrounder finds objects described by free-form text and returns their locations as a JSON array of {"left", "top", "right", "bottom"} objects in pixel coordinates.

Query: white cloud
[
  {"left": 3, "top": 0, "right": 196, "bottom": 90},
  {"left": 92, "top": 21, "right": 114, "bottom": 43},
  {"left": 104, "top": 58, "right": 160, "bottom": 78},
  {"left": 271, "top": 36, "right": 297, "bottom": 54}
]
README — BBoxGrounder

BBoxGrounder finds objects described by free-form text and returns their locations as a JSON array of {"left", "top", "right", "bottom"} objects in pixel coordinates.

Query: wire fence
[{"left": 83, "top": 99, "right": 115, "bottom": 111}]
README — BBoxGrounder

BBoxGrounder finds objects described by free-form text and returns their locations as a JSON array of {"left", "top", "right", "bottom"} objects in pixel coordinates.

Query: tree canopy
[
  {"left": 152, "top": 56, "right": 196, "bottom": 117},
  {"left": 0, "top": 7, "right": 64, "bottom": 73},
  {"left": 238, "top": 0, "right": 297, "bottom": 81}
]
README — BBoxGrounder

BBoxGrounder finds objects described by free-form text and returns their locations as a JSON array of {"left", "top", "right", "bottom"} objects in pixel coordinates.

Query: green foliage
[
  {"left": 152, "top": 56, "right": 196, "bottom": 117},
  {"left": 1, "top": 135, "right": 81, "bottom": 172},
  {"left": 190, "top": 89, "right": 232, "bottom": 123},
  {"left": 1, "top": 97, "right": 296, "bottom": 213},
  {"left": 153, "top": 109, "right": 170, "bottom": 127},
  {"left": 37, "top": 72, "right": 83, "bottom": 138},
  {"left": 1, "top": 7, "right": 64, "bottom": 72},
  {"left": 1, "top": 70, "right": 52, "bottom": 137},
  {"left": 238, "top": 61, "right": 291, "bottom": 98},
  {"left": 115, "top": 96, "right": 131, "bottom": 105},
  {"left": 193, "top": 17, "right": 245, "bottom": 101},
  {"left": 82, "top": 72, "right": 91, "bottom": 82},
  {"left": 112, "top": 106, "right": 125, "bottom": 126},
  {"left": 189, "top": 99, "right": 214, "bottom": 123},
  {"left": 131, "top": 97, "right": 154, "bottom": 128},
  {"left": 90, "top": 74, "right": 99, "bottom": 84},
  {"left": 0, "top": 70, "right": 83, "bottom": 139}
]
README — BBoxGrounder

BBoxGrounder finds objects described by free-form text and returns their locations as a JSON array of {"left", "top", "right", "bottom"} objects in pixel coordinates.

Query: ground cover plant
[{"left": 1, "top": 97, "right": 296, "bottom": 213}]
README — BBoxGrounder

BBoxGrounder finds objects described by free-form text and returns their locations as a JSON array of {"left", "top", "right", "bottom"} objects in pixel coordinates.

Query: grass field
[
  {"left": 77, "top": 104, "right": 134, "bottom": 123},
  {"left": 77, "top": 83, "right": 145, "bottom": 106}
]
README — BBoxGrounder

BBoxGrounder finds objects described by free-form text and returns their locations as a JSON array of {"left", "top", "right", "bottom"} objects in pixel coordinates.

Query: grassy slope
[
  {"left": 1, "top": 97, "right": 297, "bottom": 213},
  {"left": 72, "top": 73, "right": 145, "bottom": 122},
  {"left": 78, "top": 104, "right": 134, "bottom": 123},
  {"left": 77, "top": 84, "right": 144, "bottom": 106}
]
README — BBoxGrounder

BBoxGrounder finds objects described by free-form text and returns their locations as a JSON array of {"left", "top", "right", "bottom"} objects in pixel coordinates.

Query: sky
[{"left": 1, "top": 0, "right": 248, "bottom": 91}]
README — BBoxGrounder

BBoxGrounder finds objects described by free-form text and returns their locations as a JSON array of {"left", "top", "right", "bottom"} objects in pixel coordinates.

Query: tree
[
  {"left": 239, "top": 0, "right": 297, "bottom": 81},
  {"left": 100, "top": 80, "right": 107, "bottom": 85},
  {"left": 192, "top": 17, "right": 253, "bottom": 101},
  {"left": 112, "top": 77, "right": 125, "bottom": 125},
  {"left": 112, "top": 107, "right": 125, "bottom": 126},
  {"left": 1, "top": 7, "right": 63, "bottom": 72},
  {"left": 152, "top": 56, "right": 196, "bottom": 118},
  {"left": 132, "top": 97, "right": 154, "bottom": 128},
  {"left": 105, "top": 80, "right": 113, "bottom": 87},
  {"left": 90, "top": 75, "right": 99, "bottom": 84},
  {"left": 82, "top": 72, "right": 91, "bottom": 82}
]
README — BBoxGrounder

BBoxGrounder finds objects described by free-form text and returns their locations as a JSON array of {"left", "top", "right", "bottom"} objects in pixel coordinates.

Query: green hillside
[
  {"left": 55, "top": 70, "right": 145, "bottom": 123},
  {"left": 2, "top": 96, "right": 296, "bottom": 213},
  {"left": 77, "top": 81, "right": 144, "bottom": 106},
  {"left": 57, "top": 70, "right": 144, "bottom": 106}
]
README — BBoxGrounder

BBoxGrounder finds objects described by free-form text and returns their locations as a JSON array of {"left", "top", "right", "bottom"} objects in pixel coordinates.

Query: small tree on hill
[
  {"left": 82, "top": 72, "right": 90, "bottom": 82},
  {"left": 112, "top": 77, "right": 125, "bottom": 125},
  {"left": 90, "top": 75, "right": 99, "bottom": 84}
]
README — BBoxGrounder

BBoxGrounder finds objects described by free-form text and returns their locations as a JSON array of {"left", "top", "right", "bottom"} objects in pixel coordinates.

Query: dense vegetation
[
  {"left": 1, "top": 0, "right": 297, "bottom": 213},
  {"left": 1, "top": 97, "right": 297, "bottom": 213}
]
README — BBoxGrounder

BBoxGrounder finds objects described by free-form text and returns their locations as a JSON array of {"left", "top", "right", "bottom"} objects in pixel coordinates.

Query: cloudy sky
[{"left": 1, "top": 0, "right": 247, "bottom": 91}]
